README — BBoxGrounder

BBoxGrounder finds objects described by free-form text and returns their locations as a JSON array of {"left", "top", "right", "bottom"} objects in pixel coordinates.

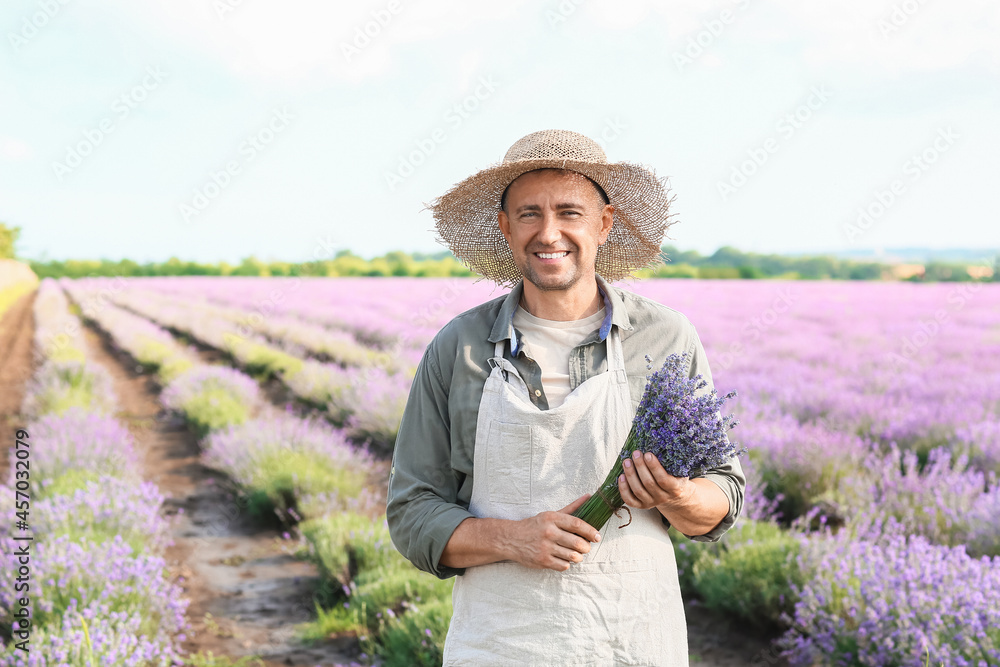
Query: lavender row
[
  {"left": 21, "top": 280, "right": 117, "bottom": 419},
  {"left": 66, "top": 280, "right": 383, "bottom": 523},
  {"left": 2, "top": 280, "right": 188, "bottom": 664},
  {"left": 72, "top": 278, "right": 409, "bottom": 451},
  {"left": 107, "top": 276, "right": 500, "bottom": 352}
]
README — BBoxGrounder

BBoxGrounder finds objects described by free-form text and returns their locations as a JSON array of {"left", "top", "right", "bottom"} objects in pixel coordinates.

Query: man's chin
[{"left": 522, "top": 266, "right": 583, "bottom": 292}]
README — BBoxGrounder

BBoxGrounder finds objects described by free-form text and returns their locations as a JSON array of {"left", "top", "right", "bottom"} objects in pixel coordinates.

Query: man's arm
[
  {"left": 439, "top": 495, "right": 601, "bottom": 572},
  {"left": 386, "top": 342, "right": 476, "bottom": 579}
]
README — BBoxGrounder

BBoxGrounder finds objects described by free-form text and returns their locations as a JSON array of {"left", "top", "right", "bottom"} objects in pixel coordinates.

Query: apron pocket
[{"left": 486, "top": 421, "right": 532, "bottom": 505}]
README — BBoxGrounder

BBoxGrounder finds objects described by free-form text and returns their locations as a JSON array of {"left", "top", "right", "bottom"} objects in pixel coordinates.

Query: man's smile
[{"left": 533, "top": 250, "right": 571, "bottom": 262}]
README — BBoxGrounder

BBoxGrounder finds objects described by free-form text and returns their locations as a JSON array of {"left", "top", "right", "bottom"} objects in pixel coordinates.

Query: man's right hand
[
  {"left": 439, "top": 494, "right": 602, "bottom": 572},
  {"left": 502, "top": 494, "right": 602, "bottom": 571}
]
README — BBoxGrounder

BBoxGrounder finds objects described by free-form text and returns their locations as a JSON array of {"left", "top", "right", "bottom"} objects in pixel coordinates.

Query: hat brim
[{"left": 427, "top": 157, "right": 676, "bottom": 287}]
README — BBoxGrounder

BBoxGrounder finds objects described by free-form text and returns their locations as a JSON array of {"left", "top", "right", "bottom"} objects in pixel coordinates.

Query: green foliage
[
  {"left": 226, "top": 337, "right": 304, "bottom": 379},
  {"left": 0, "top": 223, "right": 21, "bottom": 259},
  {"left": 28, "top": 250, "right": 476, "bottom": 279},
  {"left": 374, "top": 596, "right": 453, "bottom": 667},
  {"left": 25, "top": 245, "right": 995, "bottom": 281},
  {"left": 177, "top": 387, "right": 251, "bottom": 435},
  {"left": 133, "top": 338, "right": 194, "bottom": 383},
  {"left": 39, "top": 468, "right": 103, "bottom": 500},
  {"left": 301, "top": 512, "right": 454, "bottom": 660},
  {"left": 28, "top": 360, "right": 115, "bottom": 418},
  {"left": 301, "top": 512, "right": 405, "bottom": 587},
  {"left": 689, "top": 520, "right": 802, "bottom": 631},
  {"left": 241, "top": 449, "right": 367, "bottom": 521}
]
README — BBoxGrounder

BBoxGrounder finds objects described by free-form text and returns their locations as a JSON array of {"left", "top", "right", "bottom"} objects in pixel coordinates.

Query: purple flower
[{"left": 631, "top": 352, "right": 743, "bottom": 477}]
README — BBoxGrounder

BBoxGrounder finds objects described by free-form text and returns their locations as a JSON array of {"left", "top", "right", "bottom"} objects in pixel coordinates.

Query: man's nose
[{"left": 536, "top": 213, "right": 562, "bottom": 245}]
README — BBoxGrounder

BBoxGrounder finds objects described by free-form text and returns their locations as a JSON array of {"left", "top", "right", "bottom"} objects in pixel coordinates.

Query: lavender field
[{"left": 3, "top": 276, "right": 1000, "bottom": 666}]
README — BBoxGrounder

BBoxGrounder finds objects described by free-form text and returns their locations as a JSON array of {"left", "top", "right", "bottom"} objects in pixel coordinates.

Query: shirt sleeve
[
  {"left": 386, "top": 340, "right": 475, "bottom": 579},
  {"left": 665, "top": 326, "right": 746, "bottom": 543}
]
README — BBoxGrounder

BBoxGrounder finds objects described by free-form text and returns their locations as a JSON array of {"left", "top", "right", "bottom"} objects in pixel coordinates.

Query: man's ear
[
  {"left": 599, "top": 204, "right": 614, "bottom": 244},
  {"left": 498, "top": 209, "right": 511, "bottom": 241}
]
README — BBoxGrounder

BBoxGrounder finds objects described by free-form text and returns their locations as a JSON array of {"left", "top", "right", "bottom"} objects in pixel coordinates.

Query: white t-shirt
[{"left": 512, "top": 305, "right": 606, "bottom": 409}]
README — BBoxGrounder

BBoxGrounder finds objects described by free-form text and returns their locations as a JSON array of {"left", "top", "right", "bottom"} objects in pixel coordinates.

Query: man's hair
[{"left": 499, "top": 168, "right": 611, "bottom": 213}]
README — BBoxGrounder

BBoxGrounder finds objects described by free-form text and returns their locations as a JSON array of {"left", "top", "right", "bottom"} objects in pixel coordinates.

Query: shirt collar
[{"left": 488, "top": 275, "right": 634, "bottom": 354}]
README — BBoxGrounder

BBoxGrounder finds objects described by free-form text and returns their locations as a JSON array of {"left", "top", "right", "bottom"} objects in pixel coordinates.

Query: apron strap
[{"left": 606, "top": 326, "right": 628, "bottom": 385}]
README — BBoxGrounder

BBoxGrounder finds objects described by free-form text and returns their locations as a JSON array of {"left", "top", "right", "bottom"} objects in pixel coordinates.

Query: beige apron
[{"left": 443, "top": 327, "right": 688, "bottom": 666}]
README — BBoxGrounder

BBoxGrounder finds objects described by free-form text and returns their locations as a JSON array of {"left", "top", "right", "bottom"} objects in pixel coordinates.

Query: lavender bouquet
[{"left": 572, "top": 352, "right": 743, "bottom": 531}]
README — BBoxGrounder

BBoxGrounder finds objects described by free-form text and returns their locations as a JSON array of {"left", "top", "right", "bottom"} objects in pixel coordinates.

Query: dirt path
[
  {"left": 686, "top": 603, "right": 788, "bottom": 666},
  {"left": 77, "top": 317, "right": 358, "bottom": 666},
  {"left": 0, "top": 290, "right": 36, "bottom": 479}
]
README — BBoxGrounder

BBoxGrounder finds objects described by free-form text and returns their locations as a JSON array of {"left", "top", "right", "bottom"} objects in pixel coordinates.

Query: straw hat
[{"left": 427, "top": 129, "right": 676, "bottom": 287}]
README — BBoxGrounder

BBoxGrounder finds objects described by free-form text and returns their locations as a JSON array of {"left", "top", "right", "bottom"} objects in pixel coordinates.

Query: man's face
[{"left": 497, "top": 169, "right": 614, "bottom": 292}]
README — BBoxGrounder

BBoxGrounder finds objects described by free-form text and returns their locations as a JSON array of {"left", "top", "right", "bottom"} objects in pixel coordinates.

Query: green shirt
[{"left": 386, "top": 275, "right": 746, "bottom": 579}]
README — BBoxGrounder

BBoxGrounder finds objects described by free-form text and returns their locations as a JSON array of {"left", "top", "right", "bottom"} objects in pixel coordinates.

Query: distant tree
[{"left": 0, "top": 222, "right": 22, "bottom": 259}]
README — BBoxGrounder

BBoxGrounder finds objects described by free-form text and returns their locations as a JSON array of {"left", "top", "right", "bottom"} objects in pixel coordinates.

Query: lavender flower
[
  {"left": 573, "top": 352, "right": 742, "bottom": 531},
  {"left": 0, "top": 475, "right": 172, "bottom": 552},
  {"left": 632, "top": 353, "right": 742, "bottom": 477},
  {"left": 5, "top": 409, "right": 140, "bottom": 495},
  {"left": 779, "top": 531, "right": 1000, "bottom": 666},
  {"left": 0, "top": 534, "right": 189, "bottom": 660},
  {"left": 203, "top": 412, "right": 377, "bottom": 521}
]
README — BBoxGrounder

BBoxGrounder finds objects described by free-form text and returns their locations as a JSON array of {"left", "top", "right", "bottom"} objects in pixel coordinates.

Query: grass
[
  {"left": 240, "top": 449, "right": 367, "bottom": 522},
  {"left": 299, "top": 512, "right": 455, "bottom": 662},
  {"left": 176, "top": 387, "right": 252, "bottom": 435},
  {"left": 676, "top": 519, "right": 803, "bottom": 632}
]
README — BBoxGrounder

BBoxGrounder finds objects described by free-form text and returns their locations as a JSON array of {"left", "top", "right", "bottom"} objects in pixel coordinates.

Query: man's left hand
[{"left": 618, "top": 449, "right": 694, "bottom": 511}]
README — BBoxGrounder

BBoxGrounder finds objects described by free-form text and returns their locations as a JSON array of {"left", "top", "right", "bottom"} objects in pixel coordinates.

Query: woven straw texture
[{"left": 428, "top": 129, "right": 676, "bottom": 287}]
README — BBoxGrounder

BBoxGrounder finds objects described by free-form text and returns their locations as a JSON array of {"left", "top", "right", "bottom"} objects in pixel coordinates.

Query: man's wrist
[{"left": 656, "top": 478, "right": 697, "bottom": 516}]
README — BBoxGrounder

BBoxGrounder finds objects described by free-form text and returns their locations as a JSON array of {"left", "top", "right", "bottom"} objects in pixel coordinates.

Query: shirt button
[
  {"left": 390, "top": 466, "right": 395, "bottom": 475},
  {"left": 534, "top": 389, "right": 542, "bottom": 397}
]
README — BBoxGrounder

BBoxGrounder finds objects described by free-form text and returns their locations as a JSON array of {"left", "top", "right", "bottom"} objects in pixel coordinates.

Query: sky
[{"left": 1, "top": 0, "right": 998, "bottom": 263}]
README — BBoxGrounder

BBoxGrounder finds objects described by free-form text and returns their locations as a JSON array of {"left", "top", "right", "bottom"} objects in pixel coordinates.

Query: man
[{"left": 386, "top": 129, "right": 745, "bottom": 665}]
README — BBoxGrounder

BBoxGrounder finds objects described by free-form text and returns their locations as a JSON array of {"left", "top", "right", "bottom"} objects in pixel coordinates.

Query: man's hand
[
  {"left": 439, "top": 494, "right": 602, "bottom": 573},
  {"left": 618, "top": 449, "right": 730, "bottom": 537},
  {"left": 618, "top": 449, "right": 691, "bottom": 509},
  {"left": 501, "top": 494, "right": 601, "bottom": 571}
]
